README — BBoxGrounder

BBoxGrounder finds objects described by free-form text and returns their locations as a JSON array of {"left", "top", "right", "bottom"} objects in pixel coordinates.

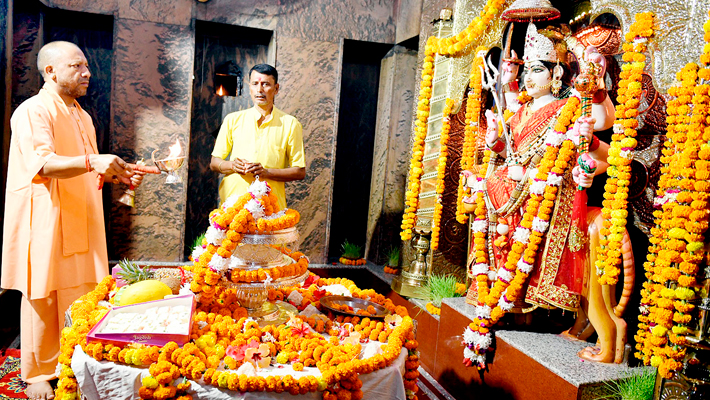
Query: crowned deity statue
[{"left": 462, "top": 16, "right": 634, "bottom": 366}]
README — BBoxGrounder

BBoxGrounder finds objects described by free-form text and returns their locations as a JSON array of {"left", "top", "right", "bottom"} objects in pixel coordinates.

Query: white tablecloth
[{"left": 72, "top": 343, "right": 407, "bottom": 400}]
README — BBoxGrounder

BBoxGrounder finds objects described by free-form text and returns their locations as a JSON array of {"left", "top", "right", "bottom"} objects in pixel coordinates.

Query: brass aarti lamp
[{"left": 151, "top": 139, "right": 186, "bottom": 184}]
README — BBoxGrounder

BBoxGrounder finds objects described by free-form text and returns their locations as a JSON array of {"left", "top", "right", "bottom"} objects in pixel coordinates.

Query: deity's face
[
  {"left": 522, "top": 61, "right": 552, "bottom": 99},
  {"left": 249, "top": 70, "right": 279, "bottom": 108},
  {"left": 51, "top": 46, "right": 91, "bottom": 100}
]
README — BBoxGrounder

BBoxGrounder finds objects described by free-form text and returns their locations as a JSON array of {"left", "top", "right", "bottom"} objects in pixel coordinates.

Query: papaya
[{"left": 114, "top": 279, "right": 172, "bottom": 306}]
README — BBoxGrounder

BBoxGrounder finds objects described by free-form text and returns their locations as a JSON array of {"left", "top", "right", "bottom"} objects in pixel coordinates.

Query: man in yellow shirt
[{"left": 210, "top": 64, "right": 306, "bottom": 210}]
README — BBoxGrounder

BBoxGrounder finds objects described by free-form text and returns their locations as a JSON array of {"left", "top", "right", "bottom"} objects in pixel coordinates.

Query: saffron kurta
[
  {"left": 212, "top": 106, "right": 306, "bottom": 210},
  {"left": 2, "top": 86, "right": 108, "bottom": 300}
]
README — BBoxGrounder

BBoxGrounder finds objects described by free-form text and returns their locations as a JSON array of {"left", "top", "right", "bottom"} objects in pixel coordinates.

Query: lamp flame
[
  {"left": 217, "top": 85, "right": 225, "bottom": 96},
  {"left": 168, "top": 139, "right": 182, "bottom": 159}
]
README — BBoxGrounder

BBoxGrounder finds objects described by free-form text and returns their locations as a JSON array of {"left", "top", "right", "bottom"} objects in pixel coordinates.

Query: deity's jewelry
[
  {"left": 525, "top": 81, "right": 552, "bottom": 91},
  {"left": 551, "top": 77, "right": 562, "bottom": 96}
]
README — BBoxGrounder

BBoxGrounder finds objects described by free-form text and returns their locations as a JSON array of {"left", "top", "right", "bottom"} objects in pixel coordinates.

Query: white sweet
[{"left": 100, "top": 304, "right": 191, "bottom": 335}]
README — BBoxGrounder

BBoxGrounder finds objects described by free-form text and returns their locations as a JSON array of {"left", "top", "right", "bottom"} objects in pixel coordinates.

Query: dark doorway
[
  {"left": 327, "top": 39, "right": 392, "bottom": 262},
  {"left": 185, "top": 21, "right": 272, "bottom": 259}
]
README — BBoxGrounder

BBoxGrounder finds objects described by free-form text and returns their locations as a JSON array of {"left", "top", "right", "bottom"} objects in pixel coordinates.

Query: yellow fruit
[{"left": 115, "top": 280, "right": 172, "bottom": 306}]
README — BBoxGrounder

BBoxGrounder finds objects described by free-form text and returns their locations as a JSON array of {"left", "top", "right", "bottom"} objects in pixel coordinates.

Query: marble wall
[
  {"left": 395, "top": 0, "right": 424, "bottom": 43},
  {"left": 275, "top": 37, "right": 340, "bottom": 262},
  {"left": 108, "top": 19, "right": 194, "bottom": 261},
  {"left": 366, "top": 45, "right": 418, "bottom": 265},
  {"left": 11, "top": 2, "right": 41, "bottom": 111},
  {"left": 195, "top": 0, "right": 396, "bottom": 44}
]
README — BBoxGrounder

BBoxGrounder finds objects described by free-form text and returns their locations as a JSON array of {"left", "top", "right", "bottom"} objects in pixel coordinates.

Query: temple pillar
[
  {"left": 276, "top": 36, "right": 340, "bottom": 263},
  {"left": 366, "top": 45, "right": 418, "bottom": 264},
  {"left": 108, "top": 16, "right": 195, "bottom": 261}
]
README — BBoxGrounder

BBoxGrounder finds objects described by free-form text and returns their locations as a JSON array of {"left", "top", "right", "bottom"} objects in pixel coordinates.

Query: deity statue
[{"left": 463, "top": 21, "right": 635, "bottom": 366}]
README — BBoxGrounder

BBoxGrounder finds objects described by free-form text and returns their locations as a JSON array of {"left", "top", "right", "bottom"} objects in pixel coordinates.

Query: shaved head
[
  {"left": 37, "top": 41, "right": 91, "bottom": 101},
  {"left": 37, "top": 41, "right": 82, "bottom": 79}
]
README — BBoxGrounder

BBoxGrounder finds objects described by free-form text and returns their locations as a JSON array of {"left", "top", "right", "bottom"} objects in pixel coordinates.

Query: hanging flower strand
[
  {"left": 401, "top": 0, "right": 508, "bottom": 241},
  {"left": 456, "top": 47, "right": 487, "bottom": 224},
  {"left": 636, "top": 10, "right": 710, "bottom": 379},
  {"left": 596, "top": 12, "right": 655, "bottom": 286},
  {"left": 431, "top": 98, "right": 455, "bottom": 251},
  {"left": 462, "top": 96, "right": 581, "bottom": 369}
]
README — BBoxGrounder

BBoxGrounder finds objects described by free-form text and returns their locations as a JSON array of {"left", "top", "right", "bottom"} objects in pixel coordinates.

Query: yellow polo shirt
[{"left": 212, "top": 106, "right": 305, "bottom": 210}]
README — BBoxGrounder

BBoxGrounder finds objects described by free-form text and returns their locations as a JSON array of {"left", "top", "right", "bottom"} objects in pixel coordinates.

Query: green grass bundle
[
  {"left": 599, "top": 368, "right": 656, "bottom": 400},
  {"left": 341, "top": 240, "right": 362, "bottom": 259},
  {"left": 192, "top": 232, "right": 206, "bottom": 251},
  {"left": 417, "top": 274, "right": 465, "bottom": 307},
  {"left": 386, "top": 247, "right": 400, "bottom": 267}
]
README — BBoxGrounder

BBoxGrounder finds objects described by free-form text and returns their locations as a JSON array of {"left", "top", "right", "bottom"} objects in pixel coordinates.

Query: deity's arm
[
  {"left": 573, "top": 113, "right": 610, "bottom": 176},
  {"left": 590, "top": 92, "right": 615, "bottom": 131},
  {"left": 588, "top": 143, "right": 610, "bottom": 176},
  {"left": 484, "top": 109, "right": 507, "bottom": 158}
]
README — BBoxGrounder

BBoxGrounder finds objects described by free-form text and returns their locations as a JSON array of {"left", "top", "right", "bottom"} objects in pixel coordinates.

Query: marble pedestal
[{"left": 429, "top": 297, "right": 654, "bottom": 400}]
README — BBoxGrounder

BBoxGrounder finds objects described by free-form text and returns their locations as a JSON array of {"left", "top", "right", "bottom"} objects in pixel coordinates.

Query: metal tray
[{"left": 319, "top": 295, "right": 390, "bottom": 318}]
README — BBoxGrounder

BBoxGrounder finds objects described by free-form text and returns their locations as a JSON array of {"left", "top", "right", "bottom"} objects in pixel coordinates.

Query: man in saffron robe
[{"left": 1, "top": 41, "right": 142, "bottom": 400}]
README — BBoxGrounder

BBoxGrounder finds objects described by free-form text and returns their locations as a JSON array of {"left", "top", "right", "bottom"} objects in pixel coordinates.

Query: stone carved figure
[{"left": 463, "top": 23, "right": 635, "bottom": 364}]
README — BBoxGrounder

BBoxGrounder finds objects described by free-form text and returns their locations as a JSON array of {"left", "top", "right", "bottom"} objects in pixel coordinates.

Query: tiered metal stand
[{"left": 225, "top": 227, "right": 307, "bottom": 325}]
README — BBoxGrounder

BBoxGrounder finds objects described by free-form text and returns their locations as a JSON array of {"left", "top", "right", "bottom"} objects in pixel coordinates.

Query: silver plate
[{"left": 319, "top": 295, "right": 390, "bottom": 318}]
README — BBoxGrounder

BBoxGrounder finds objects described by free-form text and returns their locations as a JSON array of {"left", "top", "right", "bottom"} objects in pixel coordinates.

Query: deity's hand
[
  {"left": 572, "top": 165, "right": 594, "bottom": 188},
  {"left": 485, "top": 109, "right": 500, "bottom": 146},
  {"left": 570, "top": 116, "right": 596, "bottom": 146},
  {"left": 585, "top": 46, "right": 606, "bottom": 80},
  {"left": 501, "top": 50, "right": 521, "bottom": 85}
]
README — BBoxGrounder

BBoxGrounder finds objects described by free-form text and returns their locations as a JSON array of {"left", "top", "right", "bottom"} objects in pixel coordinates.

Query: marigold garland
[
  {"left": 339, "top": 257, "right": 366, "bottom": 266},
  {"left": 189, "top": 180, "right": 304, "bottom": 308},
  {"left": 635, "top": 11, "right": 710, "bottom": 379},
  {"left": 596, "top": 12, "right": 655, "bottom": 285},
  {"left": 57, "top": 274, "right": 418, "bottom": 400},
  {"left": 425, "top": 302, "right": 441, "bottom": 315},
  {"left": 227, "top": 248, "right": 308, "bottom": 283},
  {"left": 383, "top": 266, "right": 400, "bottom": 274},
  {"left": 401, "top": 0, "right": 508, "bottom": 241},
  {"left": 462, "top": 96, "right": 581, "bottom": 369},
  {"left": 456, "top": 47, "right": 487, "bottom": 224},
  {"left": 431, "top": 98, "right": 455, "bottom": 251}
]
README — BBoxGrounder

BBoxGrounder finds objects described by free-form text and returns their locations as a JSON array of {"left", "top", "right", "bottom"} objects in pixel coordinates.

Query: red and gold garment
[{"left": 474, "top": 98, "right": 585, "bottom": 311}]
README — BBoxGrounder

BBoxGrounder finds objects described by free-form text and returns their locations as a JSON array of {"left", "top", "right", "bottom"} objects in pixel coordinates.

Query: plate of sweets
[{"left": 320, "top": 295, "right": 389, "bottom": 318}]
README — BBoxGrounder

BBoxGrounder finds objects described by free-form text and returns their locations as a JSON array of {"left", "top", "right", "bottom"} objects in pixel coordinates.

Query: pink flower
[
  {"left": 341, "top": 331, "right": 362, "bottom": 346},
  {"left": 286, "top": 316, "right": 313, "bottom": 338},
  {"left": 245, "top": 343, "right": 272, "bottom": 369},
  {"left": 226, "top": 338, "right": 259, "bottom": 362},
  {"left": 385, "top": 314, "right": 403, "bottom": 330}
]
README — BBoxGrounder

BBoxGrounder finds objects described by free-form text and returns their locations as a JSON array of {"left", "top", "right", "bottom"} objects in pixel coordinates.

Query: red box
[{"left": 87, "top": 294, "right": 195, "bottom": 347}]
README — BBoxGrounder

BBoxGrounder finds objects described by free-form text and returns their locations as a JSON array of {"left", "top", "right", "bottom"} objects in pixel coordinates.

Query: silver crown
[{"left": 523, "top": 22, "right": 560, "bottom": 63}]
